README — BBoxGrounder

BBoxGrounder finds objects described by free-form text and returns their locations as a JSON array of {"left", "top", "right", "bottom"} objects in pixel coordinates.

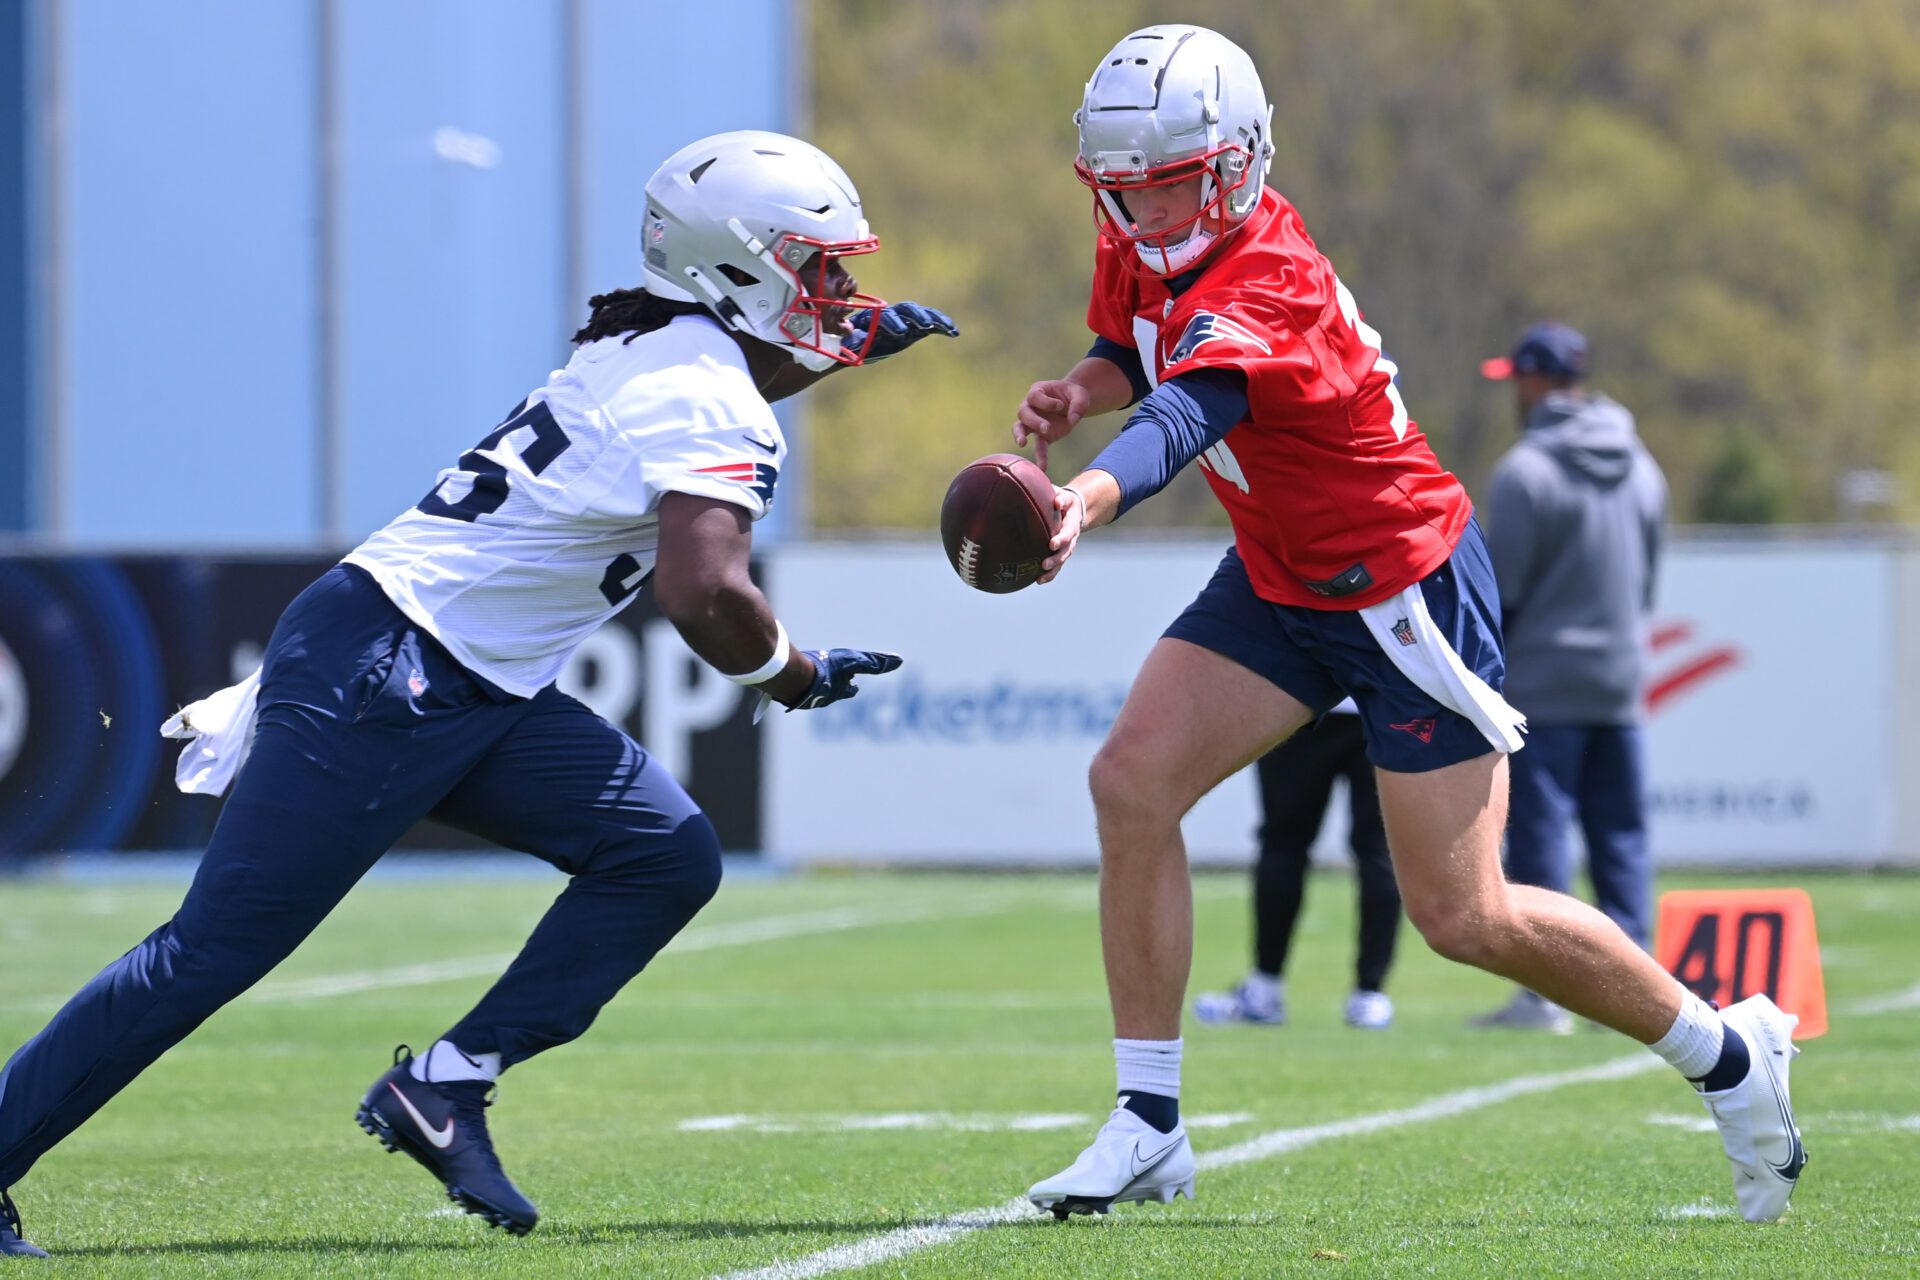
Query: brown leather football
[{"left": 939, "top": 453, "right": 1061, "bottom": 594}]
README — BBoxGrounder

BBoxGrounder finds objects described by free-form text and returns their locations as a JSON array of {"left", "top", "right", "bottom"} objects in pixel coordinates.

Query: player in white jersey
[{"left": 0, "top": 131, "right": 956, "bottom": 1257}]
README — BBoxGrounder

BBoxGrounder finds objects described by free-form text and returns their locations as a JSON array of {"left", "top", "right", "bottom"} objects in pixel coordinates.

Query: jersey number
[
  {"left": 1333, "top": 278, "right": 1411, "bottom": 441},
  {"left": 598, "top": 554, "right": 651, "bottom": 607},
  {"left": 417, "top": 399, "right": 572, "bottom": 522}
]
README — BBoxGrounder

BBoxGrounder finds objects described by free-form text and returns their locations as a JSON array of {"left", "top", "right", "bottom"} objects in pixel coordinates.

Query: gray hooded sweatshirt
[{"left": 1484, "top": 391, "right": 1667, "bottom": 725}]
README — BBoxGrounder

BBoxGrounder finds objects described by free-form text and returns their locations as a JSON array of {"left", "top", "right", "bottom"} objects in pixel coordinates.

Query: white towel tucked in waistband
[
  {"left": 159, "top": 666, "right": 262, "bottom": 796},
  {"left": 1358, "top": 587, "right": 1527, "bottom": 754}
]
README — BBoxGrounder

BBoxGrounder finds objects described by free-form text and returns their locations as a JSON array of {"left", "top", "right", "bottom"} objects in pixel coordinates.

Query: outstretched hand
[
  {"left": 787, "top": 648, "right": 904, "bottom": 710},
  {"left": 845, "top": 302, "right": 959, "bottom": 363}
]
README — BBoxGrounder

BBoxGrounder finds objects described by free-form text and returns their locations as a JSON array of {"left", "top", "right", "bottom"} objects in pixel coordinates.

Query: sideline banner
[
  {"left": 763, "top": 538, "right": 1904, "bottom": 868},
  {"left": 763, "top": 540, "right": 1259, "bottom": 864},
  {"left": 1642, "top": 542, "right": 1893, "bottom": 865},
  {"left": 3, "top": 537, "right": 1906, "bottom": 866},
  {"left": 0, "top": 555, "right": 765, "bottom": 857}
]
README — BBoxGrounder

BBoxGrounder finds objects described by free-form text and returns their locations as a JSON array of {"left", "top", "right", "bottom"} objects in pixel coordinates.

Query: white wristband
[
  {"left": 1062, "top": 484, "right": 1088, "bottom": 526},
  {"left": 725, "top": 621, "right": 791, "bottom": 686}
]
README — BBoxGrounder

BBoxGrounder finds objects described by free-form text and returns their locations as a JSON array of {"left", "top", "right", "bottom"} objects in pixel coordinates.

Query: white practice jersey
[{"left": 346, "top": 314, "right": 783, "bottom": 697}]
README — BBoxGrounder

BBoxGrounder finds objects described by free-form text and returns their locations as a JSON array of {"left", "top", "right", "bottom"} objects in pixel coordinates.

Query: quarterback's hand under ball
[
  {"left": 1013, "top": 380, "right": 1090, "bottom": 470},
  {"left": 844, "top": 302, "right": 958, "bottom": 363},
  {"left": 1037, "top": 485, "right": 1088, "bottom": 584}
]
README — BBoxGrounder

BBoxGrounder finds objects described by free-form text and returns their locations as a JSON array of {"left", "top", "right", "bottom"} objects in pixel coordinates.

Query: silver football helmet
[
  {"left": 642, "top": 130, "right": 884, "bottom": 371},
  {"left": 1074, "top": 26, "right": 1275, "bottom": 275}
]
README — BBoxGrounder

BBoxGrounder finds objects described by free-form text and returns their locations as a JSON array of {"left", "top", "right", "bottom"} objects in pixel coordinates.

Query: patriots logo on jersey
[
  {"left": 1167, "top": 311, "right": 1273, "bottom": 365},
  {"left": 695, "top": 461, "right": 778, "bottom": 507}
]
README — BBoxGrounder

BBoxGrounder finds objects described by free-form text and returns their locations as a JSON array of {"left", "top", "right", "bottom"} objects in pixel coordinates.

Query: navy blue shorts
[{"left": 1163, "top": 518, "right": 1508, "bottom": 773}]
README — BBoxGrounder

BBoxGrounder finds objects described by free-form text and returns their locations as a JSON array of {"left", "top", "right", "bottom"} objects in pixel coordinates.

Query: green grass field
[{"left": 1, "top": 867, "right": 1916, "bottom": 1277}]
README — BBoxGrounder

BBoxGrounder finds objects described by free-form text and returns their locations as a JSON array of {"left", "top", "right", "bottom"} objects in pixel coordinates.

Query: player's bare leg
[
  {"left": 1377, "top": 751, "right": 1806, "bottom": 1220},
  {"left": 1030, "top": 639, "right": 1312, "bottom": 1217},
  {"left": 1375, "top": 752, "right": 1680, "bottom": 1040},
  {"left": 1092, "top": 639, "right": 1316, "bottom": 1038}
]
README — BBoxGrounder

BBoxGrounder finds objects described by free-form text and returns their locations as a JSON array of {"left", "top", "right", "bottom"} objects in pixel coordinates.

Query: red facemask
[
  {"left": 1075, "top": 143, "right": 1255, "bottom": 278},
  {"left": 770, "top": 232, "right": 887, "bottom": 367}
]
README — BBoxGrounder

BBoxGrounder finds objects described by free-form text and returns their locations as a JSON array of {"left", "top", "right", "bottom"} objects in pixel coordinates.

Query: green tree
[{"left": 807, "top": 0, "right": 1920, "bottom": 529}]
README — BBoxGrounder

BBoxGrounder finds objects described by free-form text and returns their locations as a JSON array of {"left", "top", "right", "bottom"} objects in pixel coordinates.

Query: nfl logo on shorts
[{"left": 1391, "top": 617, "right": 1416, "bottom": 646}]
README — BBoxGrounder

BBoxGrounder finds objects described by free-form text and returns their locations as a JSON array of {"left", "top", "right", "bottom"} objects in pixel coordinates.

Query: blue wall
[
  {"left": 332, "top": 0, "right": 570, "bottom": 539},
  {"left": 0, "top": 2, "right": 28, "bottom": 532},
  {"left": 59, "top": 0, "right": 321, "bottom": 542},
  {"left": 28, "top": 0, "right": 796, "bottom": 546}
]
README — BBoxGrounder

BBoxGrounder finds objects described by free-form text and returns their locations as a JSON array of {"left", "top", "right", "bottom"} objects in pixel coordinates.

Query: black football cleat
[
  {"left": 355, "top": 1046, "right": 538, "bottom": 1236},
  {"left": 0, "top": 1189, "right": 48, "bottom": 1258}
]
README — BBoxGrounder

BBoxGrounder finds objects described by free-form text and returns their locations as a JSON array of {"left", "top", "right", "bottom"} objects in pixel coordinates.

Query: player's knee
[
  {"left": 1404, "top": 896, "right": 1505, "bottom": 968},
  {"left": 1088, "top": 737, "right": 1175, "bottom": 823},
  {"left": 664, "top": 812, "right": 724, "bottom": 916}
]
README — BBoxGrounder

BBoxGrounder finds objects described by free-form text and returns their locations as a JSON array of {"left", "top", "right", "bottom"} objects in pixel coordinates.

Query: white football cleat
[
  {"left": 1194, "top": 977, "right": 1285, "bottom": 1026},
  {"left": 1344, "top": 988, "right": 1394, "bottom": 1029},
  {"left": 1698, "top": 994, "right": 1806, "bottom": 1223},
  {"left": 1028, "top": 1104, "right": 1195, "bottom": 1219}
]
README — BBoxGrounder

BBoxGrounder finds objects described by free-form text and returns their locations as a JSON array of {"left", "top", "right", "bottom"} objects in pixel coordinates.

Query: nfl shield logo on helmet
[
  {"left": 646, "top": 213, "right": 668, "bottom": 269},
  {"left": 1391, "top": 617, "right": 1416, "bottom": 646}
]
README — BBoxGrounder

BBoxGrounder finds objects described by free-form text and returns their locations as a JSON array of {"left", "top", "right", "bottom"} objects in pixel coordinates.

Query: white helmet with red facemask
[
  {"left": 642, "top": 130, "right": 885, "bottom": 371},
  {"left": 1075, "top": 26, "right": 1275, "bottom": 276}
]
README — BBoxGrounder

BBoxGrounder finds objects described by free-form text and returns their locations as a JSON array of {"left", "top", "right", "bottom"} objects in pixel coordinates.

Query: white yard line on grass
[
  {"left": 248, "top": 898, "right": 1032, "bottom": 1001},
  {"left": 721, "top": 983, "right": 1920, "bottom": 1280},
  {"left": 718, "top": 1053, "right": 1663, "bottom": 1280},
  {"left": 1645, "top": 1112, "right": 1718, "bottom": 1133},
  {"left": 677, "top": 1111, "right": 1257, "bottom": 1135},
  {"left": 1842, "top": 980, "right": 1920, "bottom": 1014},
  {"left": 1, "top": 898, "right": 1039, "bottom": 1013}
]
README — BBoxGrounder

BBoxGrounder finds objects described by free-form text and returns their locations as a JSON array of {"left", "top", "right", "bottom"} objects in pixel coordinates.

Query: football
[{"left": 939, "top": 453, "right": 1061, "bottom": 593}]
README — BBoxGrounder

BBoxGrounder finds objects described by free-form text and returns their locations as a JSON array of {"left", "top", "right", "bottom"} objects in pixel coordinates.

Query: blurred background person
[
  {"left": 1194, "top": 703, "right": 1401, "bottom": 1030},
  {"left": 1471, "top": 323, "right": 1668, "bottom": 1033}
]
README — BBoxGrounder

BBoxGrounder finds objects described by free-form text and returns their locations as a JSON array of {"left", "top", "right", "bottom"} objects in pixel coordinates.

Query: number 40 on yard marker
[{"left": 1653, "top": 888, "right": 1828, "bottom": 1038}]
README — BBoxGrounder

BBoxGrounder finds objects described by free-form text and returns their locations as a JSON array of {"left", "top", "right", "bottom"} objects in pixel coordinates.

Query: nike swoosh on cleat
[
  {"left": 387, "top": 1082, "right": 456, "bottom": 1149},
  {"left": 1130, "top": 1134, "right": 1182, "bottom": 1178},
  {"left": 1768, "top": 1128, "right": 1807, "bottom": 1181},
  {"left": 1755, "top": 1029, "right": 1806, "bottom": 1181}
]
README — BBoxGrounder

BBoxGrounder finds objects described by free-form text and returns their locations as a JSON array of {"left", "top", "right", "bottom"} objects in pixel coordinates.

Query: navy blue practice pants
[
  {"left": 0, "top": 565, "right": 721, "bottom": 1188},
  {"left": 1252, "top": 713, "right": 1400, "bottom": 992},
  {"left": 1503, "top": 723, "right": 1651, "bottom": 948}
]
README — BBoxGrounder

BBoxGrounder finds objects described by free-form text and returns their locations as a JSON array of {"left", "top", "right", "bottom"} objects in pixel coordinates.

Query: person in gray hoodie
[{"left": 1472, "top": 322, "right": 1668, "bottom": 1033}]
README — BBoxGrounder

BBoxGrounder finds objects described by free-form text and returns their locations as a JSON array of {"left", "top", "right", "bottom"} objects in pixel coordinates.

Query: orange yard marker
[{"left": 1654, "top": 889, "right": 1827, "bottom": 1038}]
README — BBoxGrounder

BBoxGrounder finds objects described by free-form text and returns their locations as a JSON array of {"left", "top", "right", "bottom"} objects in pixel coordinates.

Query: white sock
[
  {"left": 1114, "top": 1037, "right": 1182, "bottom": 1099},
  {"left": 1647, "top": 992, "right": 1725, "bottom": 1079},
  {"left": 409, "top": 1038, "right": 501, "bottom": 1084},
  {"left": 1243, "top": 971, "right": 1282, "bottom": 1007}
]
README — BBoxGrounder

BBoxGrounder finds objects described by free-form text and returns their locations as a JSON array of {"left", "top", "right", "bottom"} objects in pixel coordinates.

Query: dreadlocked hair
[{"left": 572, "top": 287, "right": 712, "bottom": 346}]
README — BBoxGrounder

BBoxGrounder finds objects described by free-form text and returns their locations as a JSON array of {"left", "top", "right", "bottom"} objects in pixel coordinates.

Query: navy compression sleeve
[
  {"left": 1086, "top": 336, "right": 1153, "bottom": 406},
  {"left": 1086, "top": 368, "right": 1249, "bottom": 518}
]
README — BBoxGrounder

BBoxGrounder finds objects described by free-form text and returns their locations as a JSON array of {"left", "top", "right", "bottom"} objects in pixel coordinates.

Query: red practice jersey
[{"left": 1087, "top": 186, "right": 1470, "bottom": 610}]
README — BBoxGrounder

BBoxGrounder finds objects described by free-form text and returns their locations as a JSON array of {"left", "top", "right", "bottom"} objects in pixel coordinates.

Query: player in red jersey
[{"left": 1014, "top": 25, "right": 1804, "bottom": 1225}]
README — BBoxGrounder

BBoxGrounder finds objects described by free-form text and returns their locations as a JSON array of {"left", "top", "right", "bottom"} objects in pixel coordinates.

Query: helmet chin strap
[
  {"left": 790, "top": 341, "right": 840, "bottom": 372},
  {"left": 1137, "top": 227, "right": 1218, "bottom": 275}
]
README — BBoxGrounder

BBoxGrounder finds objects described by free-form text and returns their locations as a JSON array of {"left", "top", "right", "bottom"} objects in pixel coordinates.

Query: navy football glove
[
  {"left": 845, "top": 302, "right": 958, "bottom": 363},
  {"left": 790, "top": 648, "right": 903, "bottom": 710}
]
